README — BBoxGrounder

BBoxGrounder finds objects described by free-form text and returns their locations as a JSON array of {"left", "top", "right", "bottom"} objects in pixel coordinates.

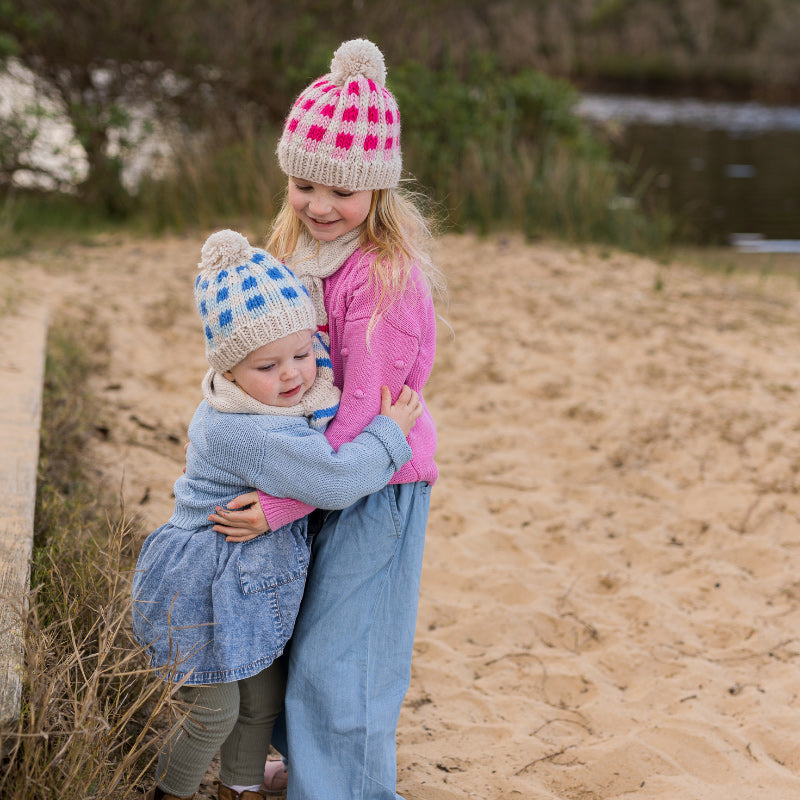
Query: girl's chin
[{"left": 304, "top": 220, "right": 342, "bottom": 239}]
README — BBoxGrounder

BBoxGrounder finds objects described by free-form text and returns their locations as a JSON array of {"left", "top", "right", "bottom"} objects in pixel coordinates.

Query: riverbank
[
  {"left": 574, "top": 74, "right": 800, "bottom": 107},
  {"left": 577, "top": 91, "right": 800, "bottom": 244},
  {"left": 6, "top": 231, "right": 800, "bottom": 798}
]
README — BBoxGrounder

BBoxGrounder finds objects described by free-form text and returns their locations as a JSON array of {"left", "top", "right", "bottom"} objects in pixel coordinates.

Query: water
[{"left": 577, "top": 94, "right": 800, "bottom": 247}]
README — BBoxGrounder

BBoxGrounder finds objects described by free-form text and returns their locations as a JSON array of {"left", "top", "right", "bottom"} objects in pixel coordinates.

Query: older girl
[{"left": 212, "top": 39, "right": 442, "bottom": 800}]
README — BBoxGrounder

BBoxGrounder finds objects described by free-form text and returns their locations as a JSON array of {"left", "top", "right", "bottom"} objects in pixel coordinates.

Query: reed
[
  {"left": 133, "top": 61, "right": 671, "bottom": 252},
  {"left": 0, "top": 316, "right": 178, "bottom": 799},
  {"left": 135, "top": 126, "right": 285, "bottom": 236},
  {"left": 1, "top": 59, "right": 672, "bottom": 254}
]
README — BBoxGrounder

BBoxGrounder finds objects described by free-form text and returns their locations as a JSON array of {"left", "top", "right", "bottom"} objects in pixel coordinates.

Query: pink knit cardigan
[{"left": 257, "top": 248, "right": 438, "bottom": 530}]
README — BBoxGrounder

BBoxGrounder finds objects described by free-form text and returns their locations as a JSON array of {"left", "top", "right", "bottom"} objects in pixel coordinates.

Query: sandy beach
[{"left": 9, "top": 230, "right": 800, "bottom": 799}]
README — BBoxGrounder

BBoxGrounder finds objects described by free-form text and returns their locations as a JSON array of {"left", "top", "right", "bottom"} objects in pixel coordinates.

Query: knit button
[
  {"left": 353, "top": 389, "right": 365, "bottom": 399},
  {"left": 341, "top": 347, "right": 350, "bottom": 356},
  {"left": 394, "top": 359, "right": 405, "bottom": 369}
]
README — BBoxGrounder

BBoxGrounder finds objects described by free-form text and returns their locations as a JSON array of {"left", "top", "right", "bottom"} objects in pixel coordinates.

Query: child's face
[
  {"left": 223, "top": 330, "right": 318, "bottom": 407},
  {"left": 288, "top": 177, "right": 372, "bottom": 242}
]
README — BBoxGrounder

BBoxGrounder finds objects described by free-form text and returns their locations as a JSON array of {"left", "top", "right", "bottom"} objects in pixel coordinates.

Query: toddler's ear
[{"left": 223, "top": 370, "right": 235, "bottom": 382}]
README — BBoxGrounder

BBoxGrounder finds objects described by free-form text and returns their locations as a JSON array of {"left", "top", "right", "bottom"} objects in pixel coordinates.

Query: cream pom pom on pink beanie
[{"left": 277, "top": 38, "right": 402, "bottom": 191}]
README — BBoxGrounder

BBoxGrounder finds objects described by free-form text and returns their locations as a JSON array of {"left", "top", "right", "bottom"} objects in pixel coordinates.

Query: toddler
[{"left": 132, "top": 229, "right": 421, "bottom": 800}]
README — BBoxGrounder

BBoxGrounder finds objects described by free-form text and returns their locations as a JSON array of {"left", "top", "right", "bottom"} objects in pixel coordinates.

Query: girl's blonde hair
[{"left": 267, "top": 182, "right": 445, "bottom": 327}]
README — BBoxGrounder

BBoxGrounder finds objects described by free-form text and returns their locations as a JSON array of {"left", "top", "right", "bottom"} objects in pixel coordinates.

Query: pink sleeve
[{"left": 258, "top": 493, "right": 313, "bottom": 530}]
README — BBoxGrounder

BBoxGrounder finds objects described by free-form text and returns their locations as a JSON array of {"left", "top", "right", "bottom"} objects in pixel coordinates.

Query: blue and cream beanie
[{"left": 195, "top": 229, "right": 317, "bottom": 372}]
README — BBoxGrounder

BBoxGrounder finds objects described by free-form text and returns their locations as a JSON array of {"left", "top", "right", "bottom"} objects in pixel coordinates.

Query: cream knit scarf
[
  {"left": 202, "top": 334, "right": 341, "bottom": 430},
  {"left": 285, "top": 228, "right": 361, "bottom": 335}
]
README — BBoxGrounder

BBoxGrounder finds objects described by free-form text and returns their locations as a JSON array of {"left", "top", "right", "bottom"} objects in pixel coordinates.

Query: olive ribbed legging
[{"left": 155, "top": 661, "right": 285, "bottom": 797}]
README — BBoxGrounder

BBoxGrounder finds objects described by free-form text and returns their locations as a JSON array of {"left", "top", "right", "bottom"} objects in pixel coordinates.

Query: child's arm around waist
[
  {"left": 222, "top": 261, "right": 436, "bottom": 534},
  {"left": 213, "top": 385, "right": 420, "bottom": 540}
]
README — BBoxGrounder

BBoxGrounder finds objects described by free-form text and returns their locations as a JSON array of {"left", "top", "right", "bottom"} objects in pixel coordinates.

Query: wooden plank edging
[{"left": 0, "top": 305, "right": 49, "bottom": 726}]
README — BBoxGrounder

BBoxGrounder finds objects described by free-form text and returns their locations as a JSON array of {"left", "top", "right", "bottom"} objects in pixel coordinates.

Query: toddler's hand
[
  {"left": 208, "top": 490, "right": 270, "bottom": 542},
  {"left": 381, "top": 385, "right": 422, "bottom": 437}
]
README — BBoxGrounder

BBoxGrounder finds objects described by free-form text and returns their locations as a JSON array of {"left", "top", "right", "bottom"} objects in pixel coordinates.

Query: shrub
[{"left": 391, "top": 55, "right": 669, "bottom": 249}]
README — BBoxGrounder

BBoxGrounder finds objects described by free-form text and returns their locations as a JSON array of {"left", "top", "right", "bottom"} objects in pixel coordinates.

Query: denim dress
[
  {"left": 131, "top": 400, "right": 412, "bottom": 686},
  {"left": 132, "top": 517, "right": 310, "bottom": 685}
]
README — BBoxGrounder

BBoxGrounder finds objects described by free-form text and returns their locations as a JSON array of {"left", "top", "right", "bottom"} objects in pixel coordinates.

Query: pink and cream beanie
[
  {"left": 195, "top": 229, "right": 317, "bottom": 372},
  {"left": 277, "top": 38, "right": 401, "bottom": 191}
]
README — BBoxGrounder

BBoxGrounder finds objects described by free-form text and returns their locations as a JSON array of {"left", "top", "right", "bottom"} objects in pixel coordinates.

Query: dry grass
[{"left": 0, "top": 314, "right": 183, "bottom": 799}]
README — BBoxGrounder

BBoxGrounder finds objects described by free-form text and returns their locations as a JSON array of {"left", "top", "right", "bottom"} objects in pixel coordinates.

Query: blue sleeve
[{"left": 202, "top": 413, "right": 411, "bottom": 510}]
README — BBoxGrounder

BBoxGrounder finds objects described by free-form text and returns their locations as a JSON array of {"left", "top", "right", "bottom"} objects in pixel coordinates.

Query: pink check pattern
[{"left": 278, "top": 71, "right": 402, "bottom": 190}]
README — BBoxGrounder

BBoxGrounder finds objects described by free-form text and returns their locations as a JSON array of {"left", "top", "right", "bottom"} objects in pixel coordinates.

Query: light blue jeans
[{"left": 283, "top": 481, "right": 431, "bottom": 800}]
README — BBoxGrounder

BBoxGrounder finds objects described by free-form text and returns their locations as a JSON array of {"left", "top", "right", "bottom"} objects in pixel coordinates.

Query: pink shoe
[{"left": 260, "top": 759, "right": 288, "bottom": 796}]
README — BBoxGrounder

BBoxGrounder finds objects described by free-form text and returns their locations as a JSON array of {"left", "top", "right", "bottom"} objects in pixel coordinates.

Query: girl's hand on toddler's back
[
  {"left": 381, "top": 385, "right": 422, "bottom": 437},
  {"left": 209, "top": 491, "right": 269, "bottom": 543}
]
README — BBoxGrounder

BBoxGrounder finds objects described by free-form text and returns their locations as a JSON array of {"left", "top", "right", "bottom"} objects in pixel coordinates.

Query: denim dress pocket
[
  {"left": 238, "top": 520, "right": 310, "bottom": 594},
  {"left": 236, "top": 519, "right": 310, "bottom": 651}
]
